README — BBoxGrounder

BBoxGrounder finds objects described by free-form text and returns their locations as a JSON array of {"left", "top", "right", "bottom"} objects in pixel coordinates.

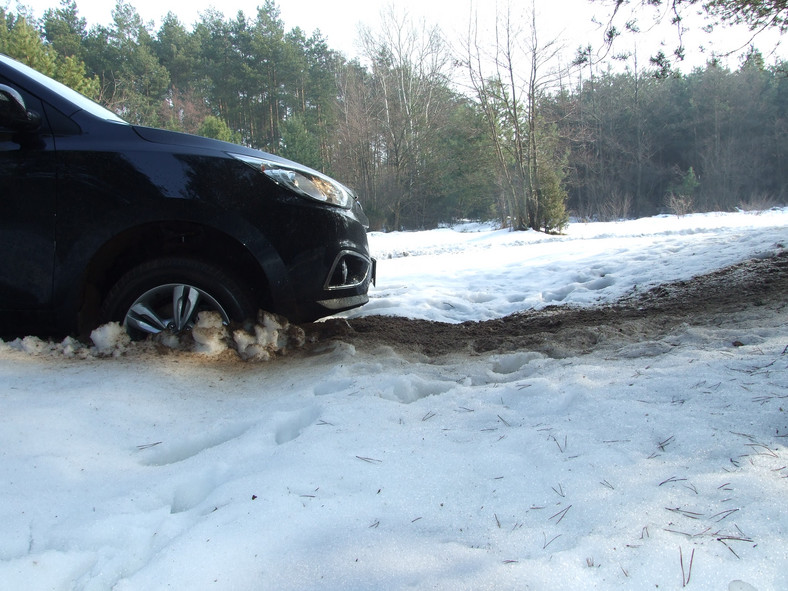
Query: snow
[
  {"left": 1, "top": 209, "right": 786, "bottom": 591},
  {"left": 352, "top": 210, "right": 788, "bottom": 323}
]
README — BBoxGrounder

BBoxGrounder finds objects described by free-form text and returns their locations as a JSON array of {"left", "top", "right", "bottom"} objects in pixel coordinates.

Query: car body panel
[
  {"left": 0, "top": 86, "right": 57, "bottom": 310},
  {"left": 0, "top": 54, "right": 374, "bottom": 337}
]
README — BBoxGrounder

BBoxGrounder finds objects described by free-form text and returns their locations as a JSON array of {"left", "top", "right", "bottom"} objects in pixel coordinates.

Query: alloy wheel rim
[{"left": 124, "top": 283, "right": 230, "bottom": 337}]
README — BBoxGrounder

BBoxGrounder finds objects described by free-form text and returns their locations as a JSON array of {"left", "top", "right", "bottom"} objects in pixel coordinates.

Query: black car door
[{"left": 0, "top": 77, "right": 57, "bottom": 310}]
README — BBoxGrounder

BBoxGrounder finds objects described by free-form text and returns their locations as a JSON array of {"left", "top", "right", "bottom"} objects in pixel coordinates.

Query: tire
[{"left": 100, "top": 257, "right": 257, "bottom": 340}]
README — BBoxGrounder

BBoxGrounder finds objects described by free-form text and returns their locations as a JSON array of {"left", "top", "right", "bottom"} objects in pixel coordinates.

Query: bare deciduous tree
[
  {"left": 358, "top": 7, "right": 451, "bottom": 229},
  {"left": 461, "top": 0, "right": 568, "bottom": 231}
]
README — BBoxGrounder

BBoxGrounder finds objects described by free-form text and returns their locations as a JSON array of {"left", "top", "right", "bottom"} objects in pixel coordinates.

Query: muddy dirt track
[{"left": 309, "top": 250, "right": 788, "bottom": 359}]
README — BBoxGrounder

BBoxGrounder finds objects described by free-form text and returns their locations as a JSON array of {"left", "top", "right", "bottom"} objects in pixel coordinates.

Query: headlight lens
[{"left": 230, "top": 153, "right": 355, "bottom": 209}]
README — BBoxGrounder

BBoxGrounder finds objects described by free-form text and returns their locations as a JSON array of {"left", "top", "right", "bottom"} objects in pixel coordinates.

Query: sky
[
  {"left": 10, "top": 0, "right": 787, "bottom": 71},
  {"left": 1, "top": 209, "right": 787, "bottom": 590}
]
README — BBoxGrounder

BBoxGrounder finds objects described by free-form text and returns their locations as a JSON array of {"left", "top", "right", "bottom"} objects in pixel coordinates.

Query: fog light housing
[{"left": 325, "top": 251, "right": 371, "bottom": 290}]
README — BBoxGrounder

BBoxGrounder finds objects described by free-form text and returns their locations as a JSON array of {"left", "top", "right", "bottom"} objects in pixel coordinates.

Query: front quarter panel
[{"left": 53, "top": 123, "right": 372, "bottom": 326}]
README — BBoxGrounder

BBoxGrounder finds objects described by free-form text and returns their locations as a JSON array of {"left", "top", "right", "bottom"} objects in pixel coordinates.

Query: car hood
[
  {"left": 131, "top": 125, "right": 364, "bottom": 221},
  {"left": 132, "top": 126, "right": 293, "bottom": 167}
]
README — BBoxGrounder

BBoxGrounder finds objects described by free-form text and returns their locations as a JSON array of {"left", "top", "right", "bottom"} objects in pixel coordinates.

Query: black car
[{"left": 0, "top": 53, "right": 374, "bottom": 339}]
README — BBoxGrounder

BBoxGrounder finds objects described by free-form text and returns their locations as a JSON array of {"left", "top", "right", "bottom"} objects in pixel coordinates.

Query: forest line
[{"left": 2, "top": 0, "right": 786, "bottom": 230}]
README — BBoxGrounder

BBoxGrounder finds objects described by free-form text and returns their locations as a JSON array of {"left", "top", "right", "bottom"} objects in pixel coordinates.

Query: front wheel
[{"left": 101, "top": 258, "right": 257, "bottom": 340}]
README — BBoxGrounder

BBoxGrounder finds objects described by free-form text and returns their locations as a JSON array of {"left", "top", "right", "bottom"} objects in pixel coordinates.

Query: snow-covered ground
[{"left": 1, "top": 209, "right": 786, "bottom": 591}]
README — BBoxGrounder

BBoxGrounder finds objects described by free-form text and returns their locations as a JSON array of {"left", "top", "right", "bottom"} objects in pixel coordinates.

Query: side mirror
[{"left": 0, "top": 84, "right": 42, "bottom": 131}]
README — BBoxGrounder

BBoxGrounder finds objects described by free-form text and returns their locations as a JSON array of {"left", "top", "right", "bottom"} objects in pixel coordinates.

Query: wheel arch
[{"left": 76, "top": 220, "right": 274, "bottom": 335}]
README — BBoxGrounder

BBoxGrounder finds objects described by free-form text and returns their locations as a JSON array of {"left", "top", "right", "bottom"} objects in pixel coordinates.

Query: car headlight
[{"left": 230, "top": 153, "right": 355, "bottom": 209}]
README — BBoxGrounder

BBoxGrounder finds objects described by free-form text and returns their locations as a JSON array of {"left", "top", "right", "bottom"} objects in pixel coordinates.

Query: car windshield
[{"left": 1, "top": 54, "right": 127, "bottom": 124}]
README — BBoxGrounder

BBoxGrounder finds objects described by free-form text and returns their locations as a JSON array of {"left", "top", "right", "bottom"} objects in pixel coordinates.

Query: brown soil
[{"left": 306, "top": 250, "right": 788, "bottom": 359}]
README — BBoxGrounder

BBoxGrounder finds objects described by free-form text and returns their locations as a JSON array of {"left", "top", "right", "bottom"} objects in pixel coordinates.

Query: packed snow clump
[{"left": 0, "top": 311, "right": 305, "bottom": 361}]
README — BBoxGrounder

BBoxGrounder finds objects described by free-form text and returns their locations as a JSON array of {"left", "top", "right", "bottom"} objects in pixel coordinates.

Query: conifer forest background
[{"left": 2, "top": 0, "right": 786, "bottom": 231}]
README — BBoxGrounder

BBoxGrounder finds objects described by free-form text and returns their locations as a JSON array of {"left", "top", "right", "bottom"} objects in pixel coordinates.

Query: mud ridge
[{"left": 307, "top": 251, "right": 788, "bottom": 359}]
